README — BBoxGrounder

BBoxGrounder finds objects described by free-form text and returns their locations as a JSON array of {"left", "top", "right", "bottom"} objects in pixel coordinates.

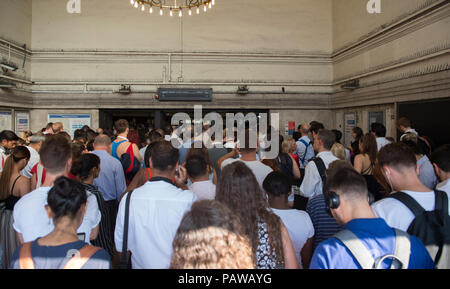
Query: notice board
[{"left": 48, "top": 114, "right": 91, "bottom": 138}]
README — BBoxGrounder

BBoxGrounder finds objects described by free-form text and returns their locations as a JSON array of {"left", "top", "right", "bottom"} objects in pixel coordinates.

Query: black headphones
[{"left": 325, "top": 191, "right": 340, "bottom": 215}]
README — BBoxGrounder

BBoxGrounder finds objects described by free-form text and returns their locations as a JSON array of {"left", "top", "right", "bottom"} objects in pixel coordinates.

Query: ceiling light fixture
[{"left": 130, "top": 0, "right": 215, "bottom": 17}]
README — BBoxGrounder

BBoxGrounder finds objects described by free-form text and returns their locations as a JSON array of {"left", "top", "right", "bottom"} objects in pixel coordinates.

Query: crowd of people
[{"left": 0, "top": 115, "right": 449, "bottom": 269}]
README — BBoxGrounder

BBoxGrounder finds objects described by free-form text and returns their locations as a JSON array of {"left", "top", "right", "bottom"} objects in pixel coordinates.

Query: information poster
[
  {"left": 288, "top": 121, "right": 295, "bottom": 136},
  {"left": 48, "top": 114, "right": 91, "bottom": 138},
  {"left": 0, "top": 111, "right": 12, "bottom": 131},
  {"left": 344, "top": 113, "right": 356, "bottom": 146},
  {"left": 15, "top": 112, "right": 30, "bottom": 134}
]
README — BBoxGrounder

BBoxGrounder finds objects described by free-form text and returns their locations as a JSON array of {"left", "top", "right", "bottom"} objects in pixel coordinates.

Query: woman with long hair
[
  {"left": 0, "top": 146, "right": 30, "bottom": 268},
  {"left": 215, "top": 161, "right": 299, "bottom": 269},
  {"left": 348, "top": 126, "right": 363, "bottom": 164},
  {"left": 353, "top": 133, "right": 385, "bottom": 202},
  {"left": 171, "top": 200, "right": 255, "bottom": 269}
]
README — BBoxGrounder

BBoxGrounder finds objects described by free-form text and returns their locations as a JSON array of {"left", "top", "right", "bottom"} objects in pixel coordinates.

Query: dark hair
[
  {"left": 74, "top": 129, "right": 85, "bottom": 140},
  {"left": 325, "top": 167, "right": 368, "bottom": 201},
  {"left": 352, "top": 127, "right": 363, "bottom": 140},
  {"left": 114, "top": 119, "right": 129, "bottom": 134},
  {"left": 360, "top": 133, "right": 378, "bottom": 164},
  {"left": 309, "top": 122, "right": 324, "bottom": 135},
  {"left": 0, "top": 146, "right": 30, "bottom": 200},
  {"left": 216, "top": 161, "right": 284, "bottom": 267},
  {"left": 148, "top": 129, "right": 163, "bottom": 143},
  {"left": 262, "top": 171, "right": 292, "bottom": 197},
  {"left": 40, "top": 134, "right": 72, "bottom": 174},
  {"left": 71, "top": 153, "right": 100, "bottom": 181},
  {"left": 370, "top": 123, "right": 386, "bottom": 138},
  {"left": 378, "top": 143, "right": 417, "bottom": 171},
  {"left": 317, "top": 129, "right": 336, "bottom": 150},
  {"left": 0, "top": 130, "right": 19, "bottom": 142},
  {"left": 144, "top": 141, "right": 159, "bottom": 168},
  {"left": 401, "top": 140, "right": 422, "bottom": 155},
  {"left": 292, "top": 131, "right": 301, "bottom": 142},
  {"left": 186, "top": 155, "right": 208, "bottom": 180},
  {"left": 57, "top": 131, "right": 71, "bottom": 142},
  {"left": 331, "top": 130, "right": 343, "bottom": 143},
  {"left": 430, "top": 144, "right": 450, "bottom": 173},
  {"left": 47, "top": 177, "right": 87, "bottom": 220},
  {"left": 163, "top": 124, "right": 173, "bottom": 136},
  {"left": 150, "top": 141, "right": 179, "bottom": 171},
  {"left": 238, "top": 128, "right": 258, "bottom": 153}
]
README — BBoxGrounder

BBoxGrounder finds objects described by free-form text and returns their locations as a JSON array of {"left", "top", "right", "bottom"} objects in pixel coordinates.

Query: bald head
[
  {"left": 93, "top": 134, "right": 111, "bottom": 150},
  {"left": 300, "top": 124, "right": 310, "bottom": 135}
]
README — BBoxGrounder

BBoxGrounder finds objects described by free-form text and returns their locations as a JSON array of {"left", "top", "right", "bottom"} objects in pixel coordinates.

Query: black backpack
[{"left": 387, "top": 190, "right": 450, "bottom": 268}]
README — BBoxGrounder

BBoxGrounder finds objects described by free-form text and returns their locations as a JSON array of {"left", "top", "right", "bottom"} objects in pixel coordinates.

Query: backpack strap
[
  {"left": 119, "top": 190, "right": 133, "bottom": 269},
  {"left": 19, "top": 242, "right": 35, "bottom": 269},
  {"left": 63, "top": 245, "right": 101, "bottom": 269},
  {"left": 299, "top": 139, "right": 311, "bottom": 164},
  {"left": 388, "top": 229, "right": 410, "bottom": 269},
  {"left": 124, "top": 143, "right": 135, "bottom": 173},
  {"left": 312, "top": 157, "right": 327, "bottom": 184},
  {"left": 334, "top": 230, "right": 375, "bottom": 269},
  {"left": 432, "top": 190, "right": 448, "bottom": 264},
  {"left": 387, "top": 192, "right": 425, "bottom": 218}
]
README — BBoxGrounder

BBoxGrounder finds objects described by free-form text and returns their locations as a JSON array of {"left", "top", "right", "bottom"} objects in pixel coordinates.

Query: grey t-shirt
[
  {"left": 10, "top": 239, "right": 111, "bottom": 269},
  {"left": 418, "top": 155, "right": 438, "bottom": 189}
]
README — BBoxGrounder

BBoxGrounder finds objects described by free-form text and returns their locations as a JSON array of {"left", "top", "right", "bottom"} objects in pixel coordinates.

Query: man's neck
[
  {"left": 440, "top": 173, "right": 450, "bottom": 184},
  {"left": 190, "top": 174, "right": 210, "bottom": 183},
  {"left": 317, "top": 148, "right": 329, "bottom": 154},
  {"left": 346, "top": 204, "right": 377, "bottom": 223},
  {"left": 394, "top": 172, "right": 431, "bottom": 192},
  {"left": 240, "top": 152, "right": 257, "bottom": 161},
  {"left": 269, "top": 196, "right": 291, "bottom": 210},
  {"left": 42, "top": 172, "right": 66, "bottom": 187},
  {"left": 118, "top": 133, "right": 128, "bottom": 139},
  {"left": 94, "top": 146, "right": 108, "bottom": 151},
  {"left": 152, "top": 170, "right": 175, "bottom": 181}
]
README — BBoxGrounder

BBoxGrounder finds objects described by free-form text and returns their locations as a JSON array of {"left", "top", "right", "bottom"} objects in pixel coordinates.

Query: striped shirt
[{"left": 306, "top": 194, "right": 342, "bottom": 251}]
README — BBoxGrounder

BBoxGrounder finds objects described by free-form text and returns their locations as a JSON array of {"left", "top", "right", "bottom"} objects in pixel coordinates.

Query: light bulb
[
  {"left": 134, "top": 2, "right": 138, "bottom": 8},
  {"left": 179, "top": 10, "right": 182, "bottom": 17},
  {"left": 204, "top": 5, "right": 207, "bottom": 12},
  {"left": 130, "top": 0, "right": 134, "bottom": 5},
  {"left": 212, "top": 0, "right": 215, "bottom": 5},
  {"left": 170, "top": 9, "right": 173, "bottom": 16},
  {"left": 160, "top": 8, "right": 163, "bottom": 15},
  {"left": 189, "top": 9, "right": 192, "bottom": 15},
  {"left": 209, "top": 2, "right": 212, "bottom": 9},
  {"left": 196, "top": 7, "right": 200, "bottom": 14},
  {"left": 149, "top": 6, "right": 153, "bottom": 13},
  {"left": 141, "top": 5, "right": 145, "bottom": 11}
]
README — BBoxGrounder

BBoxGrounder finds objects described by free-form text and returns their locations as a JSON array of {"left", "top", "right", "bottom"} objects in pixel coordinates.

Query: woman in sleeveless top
[
  {"left": 0, "top": 146, "right": 31, "bottom": 268},
  {"left": 353, "top": 133, "right": 385, "bottom": 202},
  {"left": 112, "top": 119, "right": 142, "bottom": 163},
  {"left": 215, "top": 162, "right": 299, "bottom": 269}
]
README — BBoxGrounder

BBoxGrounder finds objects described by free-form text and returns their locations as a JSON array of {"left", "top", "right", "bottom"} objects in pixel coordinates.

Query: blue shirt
[
  {"left": 10, "top": 239, "right": 111, "bottom": 269},
  {"left": 178, "top": 139, "right": 194, "bottom": 164},
  {"left": 92, "top": 150, "right": 127, "bottom": 201},
  {"left": 306, "top": 194, "right": 342, "bottom": 251},
  {"left": 310, "top": 218, "right": 435, "bottom": 269},
  {"left": 295, "top": 136, "right": 315, "bottom": 169}
]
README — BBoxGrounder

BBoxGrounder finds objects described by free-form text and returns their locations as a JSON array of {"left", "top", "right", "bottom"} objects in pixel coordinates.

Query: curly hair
[
  {"left": 170, "top": 200, "right": 255, "bottom": 269},
  {"left": 215, "top": 161, "right": 284, "bottom": 268}
]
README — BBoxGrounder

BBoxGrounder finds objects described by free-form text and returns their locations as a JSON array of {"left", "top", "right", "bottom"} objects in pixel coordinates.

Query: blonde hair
[
  {"left": 282, "top": 137, "right": 296, "bottom": 154},
  {"left": 171, "top": 200, "right": 255, "bottom": 269},
  {"left": 331, "top": 143, "right": 346, "bottom": 160}
]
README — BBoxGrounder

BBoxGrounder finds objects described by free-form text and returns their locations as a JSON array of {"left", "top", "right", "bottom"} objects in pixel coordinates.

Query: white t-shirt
[
  {"left": 221, "top": 159, "right": 273, "bottom": 189},
  {"left": 376, "top": 137, "right": 391, "bottom": 151},
  {"left": 372, "top": 190, "right": 450, "bottom": 231},
  {"left": 114, "top": 180, "right": 197, "bottom": 269},
  {"left": 20, "top": 146, "right": 40, "bottom": 178},
  {"left": 13, "top": 186, "right": 101, "bottom": 244},
  {"left": 271, "top": 208, "right": 314, "bottom": 268},
  {"left": 189, "top": 180, "right": 216, "bottom": 200}
]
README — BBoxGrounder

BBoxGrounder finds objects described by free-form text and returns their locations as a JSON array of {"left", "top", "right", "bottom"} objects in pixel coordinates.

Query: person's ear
[
  {"left": 45, "top": 205, "right": 53, "bottom": 219},
  {"left": 149, "top": 157, "right": 154, "bottom": 169},
  {"left": 415, "top": 164, "right": 420, "bottom": 176},
  {"left": 432, "top": 163, "right": 441, "bottom": 179}
]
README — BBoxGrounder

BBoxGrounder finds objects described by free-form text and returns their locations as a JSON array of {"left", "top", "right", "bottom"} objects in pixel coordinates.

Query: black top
[{"left": 1, "top": 175, "right": 21, "bottom": 210}]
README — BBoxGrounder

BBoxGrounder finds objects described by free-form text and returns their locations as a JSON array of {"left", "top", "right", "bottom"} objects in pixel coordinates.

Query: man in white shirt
[
  {"left": 300, "top": 129, "right": 339, "bottom": 199},
  {"left": 295, "top": 124, "right": 315, "bottom": 170},
  {"left": 20, "top": 134, "right": 46, "bottom": 178},
  {"left": 397, "top": 117, "right": 419, "bottom": 142},
  {"left": 371, "top": 143, "right": 450, "bottom": 232},
  {"left": 115, "top": 141, "right": 197, "bottom": 269},
  {"left": 186, "top": 154, "right": 216, "bottom": 200},
  {"left": 431, "top": 145, "right": 450, "bottom": 195},
  {"left": 370, "top": 123, "right": 391, "bottom": 151},
  {"left": 13, "top": 134, "right": 101, "bottom": 244},
  {"left": 218, "top": 128, "right": 272, "bottom": 189}
]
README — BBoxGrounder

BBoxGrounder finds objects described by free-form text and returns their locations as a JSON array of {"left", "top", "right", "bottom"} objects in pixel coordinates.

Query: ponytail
[{"left": 0, "top": 146, "right": 30, "bottom": 199}]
